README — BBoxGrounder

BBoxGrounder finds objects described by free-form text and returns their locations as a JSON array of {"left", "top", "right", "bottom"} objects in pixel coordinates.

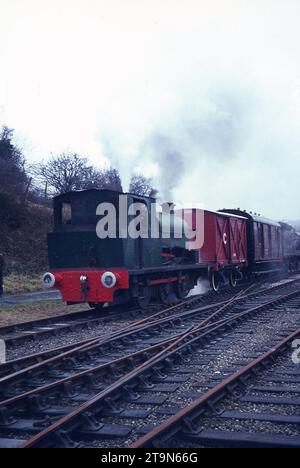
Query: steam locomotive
[{"left": 42, "top": 189, "right": 300, "bottom": 309}]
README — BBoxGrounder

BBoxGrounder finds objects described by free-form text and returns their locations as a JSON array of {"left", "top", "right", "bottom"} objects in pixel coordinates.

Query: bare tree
[
  {"left": 34, "top": 153, "right": 90, "bottom": 194},
  {"left": 100, "top": 168, "right": 123, "bottom": 192},
  {"left": 129, "top": 174, "right": 158, "bottom": 197},
  {"left": 33, "top": 153, "right": 123, "bottom": 195},
  {"left": 80, "top": 166, "right": 123, "bottom": 192}
]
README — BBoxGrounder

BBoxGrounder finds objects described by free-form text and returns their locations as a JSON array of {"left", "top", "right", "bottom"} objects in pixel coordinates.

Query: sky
[{"left": 0, "top": 0, "right": 300, "bottom": 219}]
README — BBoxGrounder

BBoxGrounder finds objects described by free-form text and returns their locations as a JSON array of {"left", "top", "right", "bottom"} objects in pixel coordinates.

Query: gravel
[
  {"left": 3, "top": 276, "right": 300, "bottom": 447},
  {"left": 6, "top": 316, "right": 138, "bottom": 360},
  {"left": 88, "top": 305, "right": 300, "bottom": 447}
]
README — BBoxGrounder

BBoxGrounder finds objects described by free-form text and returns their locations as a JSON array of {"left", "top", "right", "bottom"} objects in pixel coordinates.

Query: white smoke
[
  {"left": 188, "top": 279, "right": 211, "bottom": 297},
  {"left": 1, "top": 1, "right": 300, "bottom": 219}
]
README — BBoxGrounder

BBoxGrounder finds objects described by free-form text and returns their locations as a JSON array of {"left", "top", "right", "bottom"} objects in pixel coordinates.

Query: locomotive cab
[{"left": 43, "top": 189, "right": 194, "bottom": 308}]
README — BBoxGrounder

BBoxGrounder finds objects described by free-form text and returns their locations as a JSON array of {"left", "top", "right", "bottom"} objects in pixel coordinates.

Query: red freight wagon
[{"left": 183, "top": 209, "right": 248, "bottom": 291}]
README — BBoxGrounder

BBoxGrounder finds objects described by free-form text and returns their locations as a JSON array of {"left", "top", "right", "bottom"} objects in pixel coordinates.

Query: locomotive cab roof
[
  {"left": 54, "top": 188, "right": 156, "bottom": 202},
  {"left": 52, "top": 189, "right": 157, "bottom": 231}
]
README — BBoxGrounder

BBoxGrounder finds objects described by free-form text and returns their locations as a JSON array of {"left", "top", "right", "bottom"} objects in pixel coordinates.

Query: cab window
[{"left": 61, "top": 202, "right": 72, "bottom": 225}]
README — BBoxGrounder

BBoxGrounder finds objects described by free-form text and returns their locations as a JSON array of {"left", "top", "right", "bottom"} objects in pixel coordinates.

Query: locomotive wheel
[
  {"left": 177, "top": 277, "right": 191, "bottom": 299},
  {"left": 210, "top": 272, "right": 220, "bottom": 293},
  {"left": 135, "top": 286, "right": 151, "bottom": 309},
  {"left": 229, "top": 270, "right": 238, "bottom": 288},
  {"left": 88, "top": 302, "right": 104, "bottom": 312},
  {"left": 159, "top": 283, "right": 174, "bottom": 305}
]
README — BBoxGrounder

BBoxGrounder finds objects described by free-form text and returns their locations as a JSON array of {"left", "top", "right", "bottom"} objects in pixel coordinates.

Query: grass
[
  {"left": 0, "top": 300, "right": 87, "bottom": 327},
  {"left": 3, "top": 273, "right": 44, "bottom": 295},
  {"left": 0, "top": 202, "right": 52, "bottom": 277}
]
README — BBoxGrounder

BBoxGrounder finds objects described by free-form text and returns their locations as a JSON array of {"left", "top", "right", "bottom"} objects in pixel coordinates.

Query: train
[{"left": 42, "top": 189, "right": 300, "bottom": 309}]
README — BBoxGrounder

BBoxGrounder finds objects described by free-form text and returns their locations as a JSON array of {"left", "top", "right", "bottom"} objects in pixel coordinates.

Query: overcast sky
[{"left": 1, "top": 0, "right": 300, "bottom": 219}]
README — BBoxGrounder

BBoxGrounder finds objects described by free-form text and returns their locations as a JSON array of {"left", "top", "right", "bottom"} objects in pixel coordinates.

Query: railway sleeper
[
  {"left": 54, "top": 429, "right": 79, "bottom": 448},
  {"left": 0, "top": 408, "right": 17, "bottom": 426},
  {"left": 105, "top": 397, "right": 123, "bottom": 415},
  {"left": 180, "top": 429, "right": 300, "bottom": 448},
  {"left": 122, "top": 384, "right": 139, "bottom": 401},
  {"left": 76, "top": 423, "right": 132, "bottom": 440}
]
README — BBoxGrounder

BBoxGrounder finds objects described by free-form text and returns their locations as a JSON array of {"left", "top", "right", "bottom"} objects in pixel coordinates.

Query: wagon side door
[
  {"left": 230, "top": 218, "right": 247, "bottom": 264},
  {"left": 215, "top": 215, "right": 230, "bottom": 265}
]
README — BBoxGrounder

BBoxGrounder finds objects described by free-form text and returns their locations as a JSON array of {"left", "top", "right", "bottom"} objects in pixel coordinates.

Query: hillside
[{"left": 0, "top": 203, "right": 53, "bottom": 277}]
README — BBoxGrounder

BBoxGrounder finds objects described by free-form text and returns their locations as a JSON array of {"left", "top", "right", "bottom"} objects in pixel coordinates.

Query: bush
[{"left": 0, "top": 203, "right": 53, "bottom": 276}]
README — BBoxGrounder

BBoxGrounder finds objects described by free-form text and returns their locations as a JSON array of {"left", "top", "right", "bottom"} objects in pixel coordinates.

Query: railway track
[
  {"left": 0, "top": 284, "right": 255, "bottom": 384},
  {"left": 0, "top": 287, "right": 250, "bottom": 378},
  {"left": 0, "top": 303, "right": 156, "bottom": 347},
  {"left": 0, "top": 279, "right": 294, "bottom": 380},
  {"left": 132, "top": 329, "right": 300, "bottom": 448},
  {"left": 0, "top": 279, "right": 299, "bottom": 448},
  {"left": 0, "top": 276, "right": 287, "bottom": 348}
]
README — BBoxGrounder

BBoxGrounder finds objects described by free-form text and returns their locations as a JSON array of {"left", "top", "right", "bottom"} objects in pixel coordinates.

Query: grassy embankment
[{"left": 1, "top": 202, "right": 52, "bottom": 295}]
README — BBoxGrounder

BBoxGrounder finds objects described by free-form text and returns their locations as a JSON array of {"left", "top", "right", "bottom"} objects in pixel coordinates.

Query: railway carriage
[{"left": 220, "top": 210, "right": 284, "bottom": 274}]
